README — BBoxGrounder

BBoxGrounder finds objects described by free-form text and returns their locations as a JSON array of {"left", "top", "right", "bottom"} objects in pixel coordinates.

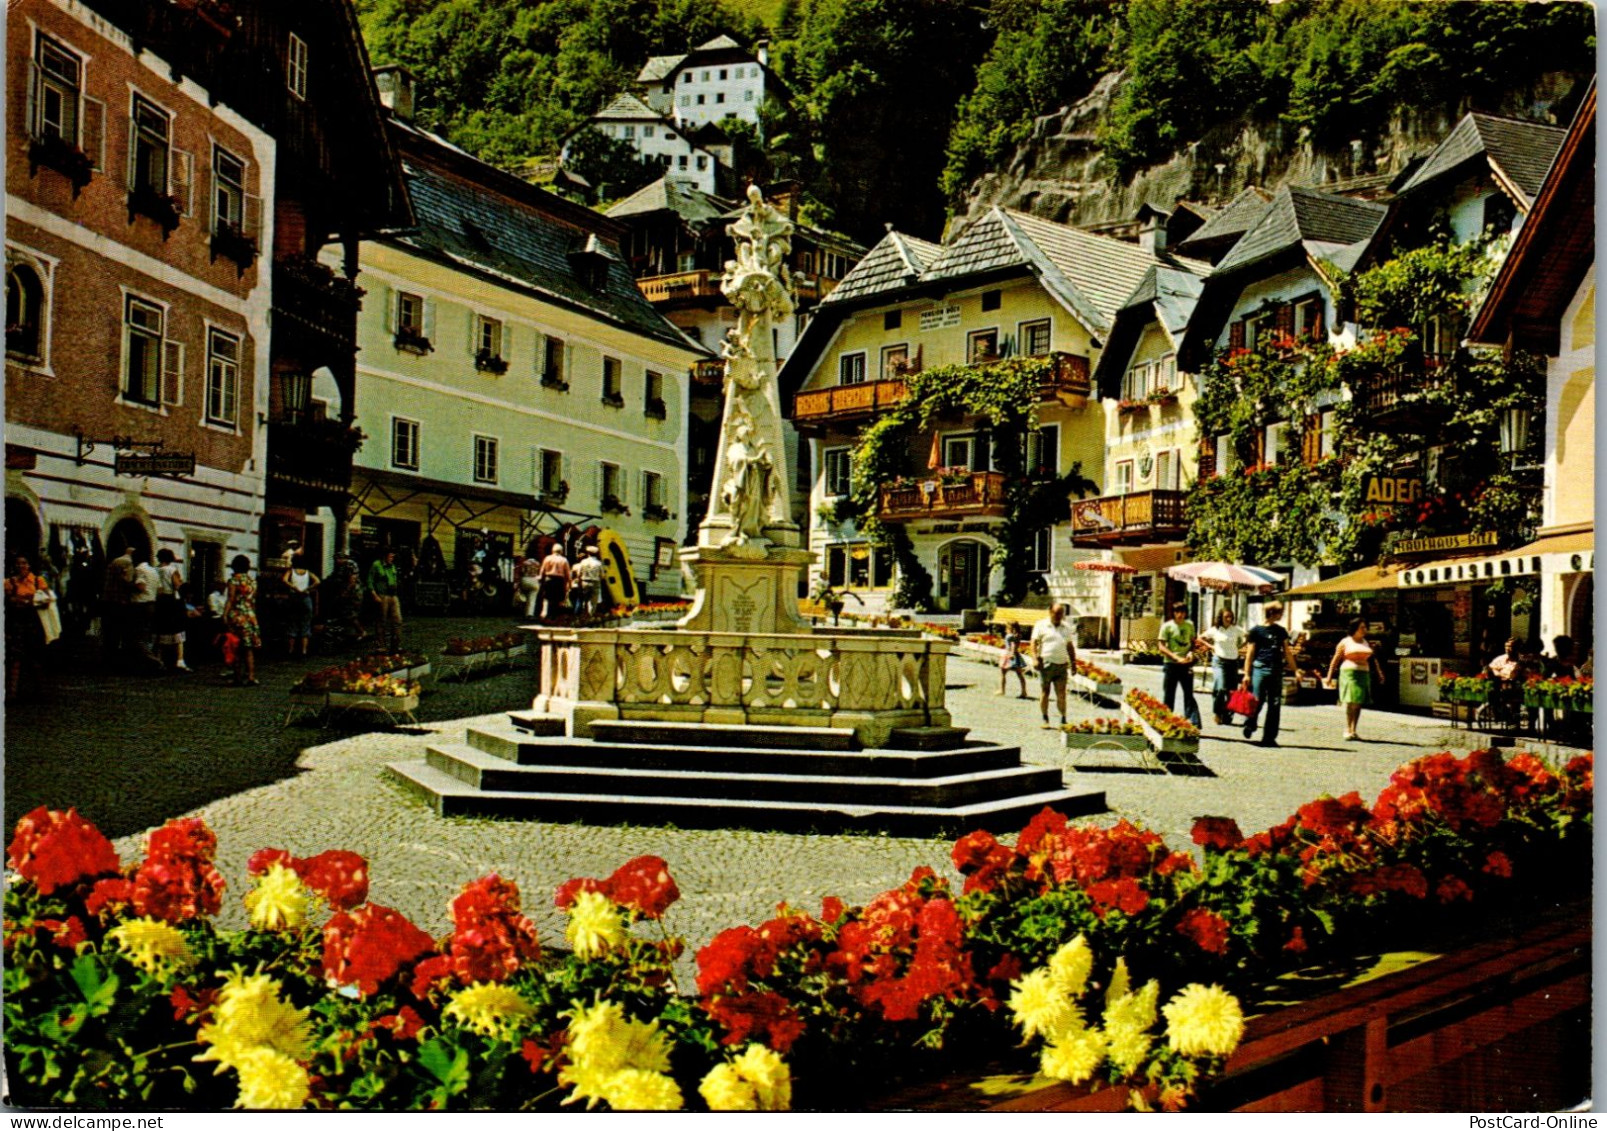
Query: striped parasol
[{"left": 1165, "top": 561, "right": 1284, "bottom": 593}]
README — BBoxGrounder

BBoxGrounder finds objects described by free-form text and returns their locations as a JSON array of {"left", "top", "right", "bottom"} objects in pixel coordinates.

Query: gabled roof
[
  {"left": 1213, "top": 186, "right": 1388, "bottom": 277},
  {"left": 636, "top": 54, "right": 686, "bottom": 83},
  {"left": 1091, "top": 259, "right": 1211, "bottom": 396},
  {"left": 605, "top": 176, "right": 735, "bottom": 224},
  {"left": 821, "top": 229, "right": 942, "bottom": 305},
  {"left": 594, "top": 93, "right": 665, "bottom": 122},
  {"left": 695, "top": 34, "right": 743, "bottom": 51},
  {"left": 390, "top": 131, "right": 706, "bottom": 355},
  {"left": 1395, "top": 112, "right": 1568, "bottom": 208},
  {"left": 992, "top": 209, "right": 1160, "bottom": 333},
  {"left": 1174, "top": 186, "right": 1272, "bottom": 257}
]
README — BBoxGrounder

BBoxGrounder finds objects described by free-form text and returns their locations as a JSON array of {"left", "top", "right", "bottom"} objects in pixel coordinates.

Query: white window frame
[
  {"left": 879, "top": 342, "right": 909, "bottom": 379},
  {"left": 1264, "top": 421, "right": 1287, "bottom": 466},
  {"left": 397, "top": 291, "right": 425, "bottom": 336},
  {"left": 943, "top": 434, "right": 976, "bottom": 471},
  {"left": 1114, "top": 459, "right": 1134, "bottom": 495},
  {"left": 967, "top": 327, "right": 1000, "bottom": 363},
  {"left": 1124, "top": 361, "right": 1151, "bottom": 401},
  {"left": 5, "top": 248, "right": 54, "bottom": 371},
  {"left": 128, "top": 92, "right": 174, "bottom": 199},
  {"left": 1026, "top": 424, "right": 1059, "bottom": 477},
  {"left": 823, "top": 447, "right": 852, "bottom": 497},
  {"left": 1155, "top": 353, "right": 1177, "bottom": 393},
  {"left": 538, "top": 448, "right": 564, "bottom": 495},
  {"left": 1018, "top": 318, "right": 1052, "bottom": 357},
  {"left": 31, "top": 33, "right": 82, "bottom": 146},
  {"left": 475, "top": 313, "right": 503, "bottom": 359},
  {"left": 1027, "top": 527, "right": 1052, "bottom": 574},
  {"left": 391, "top": 416, "right": 420, "bottom": 471},
  {"left": 473, "top": 434, "right": 499, "bottom": 485},
  {"left": 203, "top": 325, "right": 241, "bottom": 429},
  {"left": 600, "top": 461, "right": 623, "bottom": 505},
  {"left": 287, "top": 33, "right": 308, "bottom": 100},
  {"left": 1155, "top": 448, "right": 1179, "bottom": 491},
  {"left": 120, "top": 292, "right": 169, "bottom": 409},
  {"left": 643, "top": 469, "right": 665, "bottom": 510},
  {"left": 838, "top": 351, "right": 867, "bottom": 386}
]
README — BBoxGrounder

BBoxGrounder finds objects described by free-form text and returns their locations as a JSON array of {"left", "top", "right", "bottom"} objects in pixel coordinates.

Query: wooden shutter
[
  {"left": 161, "top": 339, "right": 184, "bottom": 406},
  {"left": 1198, "top": 436, "right": 1216, "bottom": 480},
  {"left": 1251, "top": 429, "right": 1266, "bottom": 468},
  {"left": 564, "top": 342, "right": 574, "bottom": 384},
  {"left": 81, "top": 97, "right": 105, "bottom": 170},
  {"left": 1229, "top": 319, "right": 1245, "bottom": 351},
  {"left": 421, "top": 296, "right": 436, "bottom": 342},
  {"left": 1275, "top": 302, "right": 1294, "bottom": 338},
  {"left": 379, "top": 284, "right": 395, "bottom": 333},
  {"left": 242, "top": 193, "right": 263, "bottom": 242},
  {"left": 1301, "top": 415, "right": 1322, "bottom": 464},
  {"left": 170, "top": 149, "right": 194, "bottom": 214}
]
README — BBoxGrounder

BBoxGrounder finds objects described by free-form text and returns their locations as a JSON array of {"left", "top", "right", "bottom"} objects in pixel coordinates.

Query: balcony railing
[
  {"left": 272, "top": 258, "right": 362, "bottom": 352},
  {"left": 1069, "top": 489, "right": 1188, "bottom": 546},
  {"left": 1035, "top": 351, "right": 1092, "bottom": 403},
  {"left": 266, "top": 417, "right": 363, "bottom": 504},
  {"left": 637, "top": 269, "right": 724, "bottom": 304},
  {"left": 792, "top": 272, "right": 840, "bottom": 303},
  {"left": 878, "top": 471, "right": 1008, "bottom": 521},
  {"left": 1353, "top": 368, "right": 1451, "bottom": 420},
  {"left": 793, "top": 379, "right": 908, "bottom": 424}
]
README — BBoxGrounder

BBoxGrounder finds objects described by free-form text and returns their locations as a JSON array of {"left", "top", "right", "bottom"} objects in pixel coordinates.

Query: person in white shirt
[
  {"left": 1200, "top": 607, "right": 1248, "bottom": 725},
  {"left": 1030, "top": 603, "right": 1076, "bottom": 728},
  {"left": 128, "top": 550, "right": 160, "bottom": 665}
]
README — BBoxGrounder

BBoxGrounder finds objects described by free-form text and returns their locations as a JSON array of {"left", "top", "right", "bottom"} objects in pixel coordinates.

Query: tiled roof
[
  {"left": 636, "top": 54, "right": 686, "bottom": 82},
  {"left": 1396, "top": 112, "right": 1568, "bottom": 206},
  {"left": 821, "top": 230, "right": 940, "bottom": 304},
  {"left": 1175, "top": 186, "right": 1272, "bottom": 251},
  {"left": 998, "top": 209, "right": 1159, "bottom": 331},
  {"left": 1123, "top": 262, "right": 1210, "bottom": 335},
  {"left": 1213, "top": 186, "right": 1387, "bottom": 275},
  {"left": 605, "top": 176, "right": 734, "bottom": 224},
  {"left": 594, "top": 93, "right": 665, "bottom": 122},
  {"left": 695, "top": 34, "right": 743, "bottom": 51},
  {"left": 396, "top": 157, "right": 704, "bottom": 353}
]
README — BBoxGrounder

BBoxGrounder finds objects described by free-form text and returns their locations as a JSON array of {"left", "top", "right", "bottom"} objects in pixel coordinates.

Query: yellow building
[
  {"left": 779, "top": 208, "right": 1159, "bottom": 624},
  {"left": 343, "top": 90, "right": 706, "bottom": 602}
]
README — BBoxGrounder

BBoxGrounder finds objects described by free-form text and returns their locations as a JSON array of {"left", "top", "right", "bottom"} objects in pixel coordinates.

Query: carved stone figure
[{"left": 719, "top": 410, "right": 775, "bottom": 553}]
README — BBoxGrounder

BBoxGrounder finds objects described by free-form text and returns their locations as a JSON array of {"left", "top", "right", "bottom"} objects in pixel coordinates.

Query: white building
[
  {"left": 563, "top": 94, "right": 723, "bottom": 196},
  {"left": 636, "top": 35, "right": 776, "bottom": 132}
]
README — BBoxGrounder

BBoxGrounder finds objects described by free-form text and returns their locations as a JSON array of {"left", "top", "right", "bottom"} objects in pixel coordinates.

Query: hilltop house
[
  {"left": 563, "top": 93, "right": 727, "bottom": 197},
  {"left": 635, "top": 35, "right": 777, "bottom": 132}
]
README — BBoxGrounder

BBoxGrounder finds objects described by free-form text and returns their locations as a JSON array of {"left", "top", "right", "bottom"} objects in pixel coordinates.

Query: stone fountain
[{"left": 388, "top": 190, "right": 1105, "bottom": 834}]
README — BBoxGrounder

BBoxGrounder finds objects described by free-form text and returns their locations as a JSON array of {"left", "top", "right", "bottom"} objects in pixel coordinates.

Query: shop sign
[
  {"left": 5, "top": 445, "right": 36, "bottom": 470},
  {"left": 115, "top": 451, "right": 196, "bottom": 478},
  {"left": 918, "top": 305, "right": 961, "bottom": 332},
  {"left": 1395, "top": 531, "right": 1499, "bottom": 556},
  {"left": 1363, "top": 473, "right": 1424, "bottom": 505}
]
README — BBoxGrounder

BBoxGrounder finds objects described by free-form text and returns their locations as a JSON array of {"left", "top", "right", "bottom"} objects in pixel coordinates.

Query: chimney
[
  {"left": 1139, "top": 210, "right": 1166, "bottom": 255},
  {"left": 755, "top": 38, "right": 770, "bottom": 67},
  {"left": 373, "top": 65, "right": 416, "bottom": 122}
]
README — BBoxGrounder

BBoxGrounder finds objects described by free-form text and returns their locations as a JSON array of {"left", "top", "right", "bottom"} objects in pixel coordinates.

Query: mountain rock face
[{"left": 953, "top": 70, "right": 1582, "bottom": 235}]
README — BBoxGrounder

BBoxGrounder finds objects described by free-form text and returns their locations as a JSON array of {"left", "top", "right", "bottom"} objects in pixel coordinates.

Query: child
[{"left": 998, "top": 623, "right": 1030, "bottom": 698}]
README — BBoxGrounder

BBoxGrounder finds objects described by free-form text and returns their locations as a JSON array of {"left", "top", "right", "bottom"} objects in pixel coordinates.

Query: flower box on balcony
[
  {"left": 645, "top": 396, "right": 668, "bottom": 420},
  {"left": 601, "top": 495, "right": 631, "bottom": 516},
  {"left": 474, "top": 350, "right": 509, "bottom": 375},
  {"left": 393, "top": 330, "right": 433, "bottom": 355},
  {"left": 210, "top": 222, "right": 258, "bottom": 273},
  {"left": 643, "top": 504, "right": 672, "bottom": 522},
  {"left": 601, "top": 391, "right": 626, "bottom": 408},
  {"left": 540, "top": 373, "right": 570, "bottom": 392},
  {"left": 540, "top": 481, "right": 570, "bottom": 506},
  {"left": 27, "top": 134, "right": 93, "bottom": 195},
  {"left": 127, "top": 185, "right": 182, "bottom": 236}
]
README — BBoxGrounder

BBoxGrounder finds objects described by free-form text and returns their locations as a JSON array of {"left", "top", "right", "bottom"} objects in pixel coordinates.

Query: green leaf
[
  {"left": 70, "top": 954, "right": 119, "bottom": 1018},
  {"left": 1311, "top": 908, "right": 1335, "bottom": 936},
  {"left": 417, "top": 1038, "right": 470, "bottom": 1093}
]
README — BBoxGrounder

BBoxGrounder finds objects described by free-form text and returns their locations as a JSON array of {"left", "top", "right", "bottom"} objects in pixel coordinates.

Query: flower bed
[
  {"left": 1123, "top": 641, "right": 1164, "bottom": 666},
  {"left": 443, "top": 632, "right": 526, "bottom": 658},
  {"left": 4, "top": 747, "right": 1590, "bottom": 1112},
  {"left": 1061, "top": 718, "right": 1148, "bottom": 752},
  {"left": 1523, "top": 675, "right": 1593, "bottom": 713},
  {"left": 1123, "top": 689, "right": 1201, "bottom": 754},
  {"left": 1437, "top": 672, "right": 1490, "bottom": 704},
  {"left": 1073, "top": 659, "right": 1123, "bottom": 698}
]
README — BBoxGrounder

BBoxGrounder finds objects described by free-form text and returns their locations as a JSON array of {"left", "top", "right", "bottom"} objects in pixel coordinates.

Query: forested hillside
[{"left": 357, "top": 0, "right": 1595, "bottom": 245}]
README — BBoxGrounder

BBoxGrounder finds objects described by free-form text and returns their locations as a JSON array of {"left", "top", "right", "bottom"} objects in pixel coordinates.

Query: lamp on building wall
[
  {"left": 1498, "top": 405, "right": 1531, "bottom": 456},
  {"left": 283, "top": 372, "right": 312, "bottom": 420}
]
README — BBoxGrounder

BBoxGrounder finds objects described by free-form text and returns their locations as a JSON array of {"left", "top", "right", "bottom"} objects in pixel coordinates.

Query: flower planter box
[
  {"left": 1121, "top": 702, "right": 1200, "bottom": 755},
  {"left": 325, "top": 690, "right": 420, "bottom": 727},
  {"left": 1071, "top": 673, "right": 1122, "bottom": 698},
  {"left": 1061, "top": 731, "right": 1149, "bottom": 753}
]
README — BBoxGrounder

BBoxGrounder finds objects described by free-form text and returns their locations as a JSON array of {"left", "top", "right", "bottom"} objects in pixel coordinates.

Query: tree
[{"left": 562, "top": 127, "right": 662, "bottom": 203}]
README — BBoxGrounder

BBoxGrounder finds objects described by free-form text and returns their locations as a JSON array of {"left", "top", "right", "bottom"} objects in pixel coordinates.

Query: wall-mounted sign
[
  {"left": 1395, "top": 531, "right": 1499, "bottom": 556},
  {"left": 918, "top": 305, "right": 961, "bottom": 332},
  {"left": 115, "top": 452, "right": 195, "bottom": 478},
  {"left": 1363, "top": 473, "right": 1424, "bottom": 505}
]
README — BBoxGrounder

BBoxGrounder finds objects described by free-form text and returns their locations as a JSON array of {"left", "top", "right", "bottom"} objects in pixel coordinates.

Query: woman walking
[
  {"left": 1200, "top": 607, "right": 1247, "bottom": 725},
  {"left": 1326, "top": 618, "right": 1384, "bottom": 740},
  {"left": 5, "top": 555, "right": 52, "bottom": 699},
  {"left": 153, "top": 548, "right": 191, "bottom": 673},
  {"left": 282, "top": 557, "right": 320, "bottom": 656},
  {"left": 224, "top": 554, "right": 262, "bottom": 686},
  {"left": 997, "top": 623, "right": 1029, "bottom": 698}
]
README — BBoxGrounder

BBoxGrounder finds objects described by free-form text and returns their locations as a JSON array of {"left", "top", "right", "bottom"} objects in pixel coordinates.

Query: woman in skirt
[
  {"left": 1326, "top": 618, "right": 1385, "bottom": 741},
  {"left": 998, "top": 622, "right": 1030, "bottom": 698}
]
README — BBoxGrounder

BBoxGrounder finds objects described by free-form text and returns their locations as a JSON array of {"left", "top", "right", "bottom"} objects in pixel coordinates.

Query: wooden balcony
[
  {"left": 637, "top": 269, "right": 724, "bottom": 305},
  {"left": 1353, "top": 367, "right": 1450, "bottom": 425},
  {"left": 1070, "top": 489, "right": 1187, "bottom": 546},
  {"left": 792, "top": 378, "right": 908, "bottom": 425},
  {"left": 691, "top": 358, "right": 726, "bottom": 386},
  {"left": 1035, "top": 351, "right": 1092, "bottom": 406},
  {"left": 272, "top": 257, "right": 361, "bottom": 353},
  {"left": 266, "top": 417, "right": 364, "bottom": 508},
  {"left": 878, "top": 471, "right": 1008, "bottom": 521},
  {"left": 792, "top": 272, "right": 839, "bottom": 303}
]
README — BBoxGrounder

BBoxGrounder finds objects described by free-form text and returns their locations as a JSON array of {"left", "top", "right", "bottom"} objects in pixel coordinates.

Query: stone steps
[
  {"left": 583, "top": 719, "right": 862, "bottom": 750},
  {"left": 384, "top": 759, "right": 1104, "bottom": 836}
]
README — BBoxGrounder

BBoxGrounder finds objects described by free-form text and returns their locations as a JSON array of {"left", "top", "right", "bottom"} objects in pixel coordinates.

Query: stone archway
[
  {"left": 5, "top": 494, "right": 42, "bottom": 566},
  {"left": 106, "top": 516, "right": 152, "bottom": 563}
]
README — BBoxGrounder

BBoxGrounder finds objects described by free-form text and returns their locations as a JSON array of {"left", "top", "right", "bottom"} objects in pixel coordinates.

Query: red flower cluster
[
  {"left": 554, "top": 855, "right": 680, "bottom": 919},
  {"left": 951, "top": 829, "right": 1013, "bottom": 895},
  {"left": 830, "top": 868, "right": 977, "bottom": 1022},
  {"left": 448, "top": 874, "right": 540, "bottom": 985},
  {"left": 323, "top": 903, "right": 436, "bottom": 997},
  {"left": 86, "top": 817, "right": 225, "bottom": 923},
  {"left": 248, "top": 847, "right": 370, "bottom": 911},
  {"left": 696, "top": 908, "right": 823, "bottom": 1051},
  {"left": 1191, "top": 816, "right": 1244, "bottom": 852},
  {"left": 1175, "top": 908, "right": 1231, "bottom": 955},
  {"left": 7, "top": 807, "right": 121, "bottom": 895},
  {"left": 1372, "top": 750, "right": 1525, "bottom": 835}
]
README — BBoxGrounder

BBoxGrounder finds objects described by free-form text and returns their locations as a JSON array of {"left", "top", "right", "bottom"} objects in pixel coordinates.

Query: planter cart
[
  {"left": 326, "top": 690, "right": 420, "bottom": 728},
  {"left": 1121, "top": 702, "right": 1201, "bottom": 757},
  {"left": 284, "top": 690, "right": 328, "bottom": 727},
  {"left": 1062, "top": 730, "right": 1155, "bottom": 772},
  {"left": 1070, "top": 673, "right": 1123, "bottom": 701}
]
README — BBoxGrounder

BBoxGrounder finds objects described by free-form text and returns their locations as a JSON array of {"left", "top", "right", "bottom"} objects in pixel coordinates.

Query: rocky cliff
[{"left": 953, "top": 70, "right": 1584, "bottom": 235}]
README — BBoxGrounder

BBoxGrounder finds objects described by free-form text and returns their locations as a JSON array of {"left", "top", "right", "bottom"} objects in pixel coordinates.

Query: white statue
[{"left": 719, "top": 409, "right": 774, "bottom": 550}]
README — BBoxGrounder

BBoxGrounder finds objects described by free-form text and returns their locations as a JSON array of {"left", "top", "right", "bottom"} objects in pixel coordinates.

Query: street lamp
[{"left": 1498, "top": 405, "right": 1530, "bottom": 456}]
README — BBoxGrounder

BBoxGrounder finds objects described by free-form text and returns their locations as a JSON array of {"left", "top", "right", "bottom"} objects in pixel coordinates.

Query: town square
[{"left": 1, "top": 0, "right": 1596, "bottom": 1115}]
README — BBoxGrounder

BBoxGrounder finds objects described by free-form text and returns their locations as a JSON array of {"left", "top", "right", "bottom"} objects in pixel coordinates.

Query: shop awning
[
  {"left": 1283, "top": 563, "right": 1405, "bottom": 598},
  {"left": 1397, "top": 529, "right": 1594, "bottom": 589}
]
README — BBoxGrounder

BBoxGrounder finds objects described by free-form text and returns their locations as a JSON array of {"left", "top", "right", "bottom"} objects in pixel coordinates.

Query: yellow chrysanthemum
[
  {"left": 195, "top": 971, "right": 309, "bottom": 1068},
  {"left": 1008, "top": 967, "right": 1080, "bottom": 1041},
  {"left": 601, "top": 1067, "right": 683, "bottom": 1111},
  {"left": 1040, "top": 1025, "right": 1107, "bottom": 1085},
  {"left": 1162, "top": 983, "right": 1245, "bottom": 1058},
  {"left": 1105, "top": 956, "right": 1131, "bottom": 1008},
  {"left": 1047, "top": 935, "right": 1093, "bottom": 998},
  {"left": 566, "top": 889, "right": 627, "bottom": 959},
  {"left": 443, "top": 982, "right": 535, "bottom": 1039},
  {"left": 698, "top": 1063, "right": 758, "bottom": 1111},
  {"left": 244, "top": 863, "right": 313, "bottom": 932},
  {"left": 230, "top": 1047, "right": 310, "bottom": 1110},
  {"left": 731, "top": 1043, "right": 791, "bottom": 1111},
  {"left": 562, "top": 999, "right": 677, "bottom": 1110},
  {"left": 106, "top": 917, "right": 193, "bottom": 977},
  {"left": 1103, "top": 979, "right": 1160, "bottom": 1076}
]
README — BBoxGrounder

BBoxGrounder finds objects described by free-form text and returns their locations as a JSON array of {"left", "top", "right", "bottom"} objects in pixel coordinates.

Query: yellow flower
[
  {"left": 1008, "top": 967, "right": 1080, "bottom": 1041},
  {"left": 699, "top": 1063, "right": 758, "bottom": 1111},
  {"left": 566, "top": 889, "right": 627, "bottom": 959},
  {"left": 1047, "top": 935, "right": 1092, "bottom": 998},
  {"left": 230, "top": 1047, "right": 310, "bottom": 1110},
  {"left": 601, "top": 1067, "right": 683, "bottom": 1111},
  {"left": 731, "top": 1043, "right": 791, "bottom": 1111},
  {"left": 562, "top": 999, "right": 676, "bottom": 1110},
  {"left": 106, "top": 917, "right": 192, "bottom": 977},
  {"left": 1040, "top": 1025, "right": 1107, "bottom": 1085},
  {"left": 1162, "top": 983, "right": 1245, "bottom": 1058},
  {"left": 244, "top": 863, "right": 312, "bottom": 932},
  {"left": 1103, "top": 979, "right": 1160, "bottom": 1076},
  {"left": 443, "top": 982, "right": 535, "bottom": 1039},
  {"left": 196, "top": 971, "right": 309, "bottom": 1069},
  {"left": 1105, "top": 956, "right": 1131, "bottom": 1008}
]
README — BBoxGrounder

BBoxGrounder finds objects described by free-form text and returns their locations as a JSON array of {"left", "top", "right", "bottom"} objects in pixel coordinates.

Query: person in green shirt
[
  {"left": 1158, "top": 603, "right": 1202, "bottom": 727},
  {"left": 367, "top": 549, "right": 403, "bottom": 653}
]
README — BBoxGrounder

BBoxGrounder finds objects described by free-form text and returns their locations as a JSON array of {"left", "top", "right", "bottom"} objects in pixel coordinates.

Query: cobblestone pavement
[{"left": 4, "top": 631, "right": 1589, "bottom": 954}]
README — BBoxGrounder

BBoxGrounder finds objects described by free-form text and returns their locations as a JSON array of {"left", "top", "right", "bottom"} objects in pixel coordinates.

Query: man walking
[
  {"left": 1240, "top": 601, "right": 1299, "bottom": 747},
  {"left": 367, "top": 549, "right": 403, "bottom": 653},
  {"left": 572, "top": 545, "right": 606, "bottom": 616},
  {"left": 537, "top": 543, "right": 571, "bottom": 622},
  {"left": 1158, "top": 603, "right": 1202, "bottom": 727},
  {"left": 1030, "top": 603, "right": 1076, "bottom": 729},
  {"left": 127, "top": 548, "right": 161, "bottom": 667}
]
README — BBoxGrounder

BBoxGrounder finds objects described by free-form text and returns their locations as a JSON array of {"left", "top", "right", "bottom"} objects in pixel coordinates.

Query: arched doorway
[
  {"left": 1566, "top": 573, "right": 1594, "bottom": 657},
  {"left": 939, "top": 538, "right": 992, "bottom": 612},
  {"left": 5, "top": 496, "right": 41, "bottom": 566},
  {"left": 106, "top": 517, "right": 152, "bottom": 563}
]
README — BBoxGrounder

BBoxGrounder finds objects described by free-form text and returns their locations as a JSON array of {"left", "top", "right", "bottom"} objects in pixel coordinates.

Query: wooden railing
[
  {"left": 1069, "top": 489, "right": 1187, "bottom": 544},
  {"left": 1038, "top": 351, "right": 1092, "bottom": 401},
  {"left": 792, "top": 272, "right": 839, "bottom": 303},
  {"left": 793, "top": 378, "right": 908, "bottom": 423},
  {"left": 1354, "top": 368, "right": 1450, "bottom": 417},
  {"left": 636, "top": 269, "right": 724, "bottom": 304},
  {"left": 878, "top": 471, "right": 1009, "bottom": 521}
]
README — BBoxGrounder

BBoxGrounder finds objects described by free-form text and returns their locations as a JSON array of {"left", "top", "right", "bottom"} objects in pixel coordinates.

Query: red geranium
[
  {"left": 299, "top": 851, "right": 370, "bottom": 911},
  {"left": 1085, "top": 876, "right": 1149, "bottom": 918},
  {"left": 7, "top": 807, "right": 121, "bottom": 895},
  {"left": 704, "top": 990, "right": 807, "bottom": 1052},
  {"left": 1175, "top": 908, "right": 1231, "bottom": 955},
  {"left": 951, "top": 829, "right": 1013, "bottom": 894},
  {"left": 323, "top": 903, "right": 437, "bottom": 997},
  {"left": 448, "top": 874, "right": 540, "bottom": 985},
  {"left": 603, "top": 855, "right": 680, "bottom": 919},
  {"left": 409, "top": 954, "right": 455, "bottom": 999},
  {"left": 1191, "top": 816, "right": 1244, "bottom": 852},
  {"left": 553, "top": 876, "right": 605, "bottom": 909},
  {"left": 128, "top": 854, "right": 226, "bottom": 923},
  {"left": 144, "top": 817, "right": 217, "bottom": 863}
]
